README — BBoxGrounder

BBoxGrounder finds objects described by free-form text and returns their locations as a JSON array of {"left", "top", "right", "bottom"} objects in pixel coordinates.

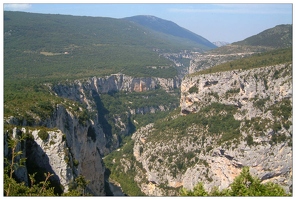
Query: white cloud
[{"left": 4, "top": 4, "right": 32, "bottom": 11}]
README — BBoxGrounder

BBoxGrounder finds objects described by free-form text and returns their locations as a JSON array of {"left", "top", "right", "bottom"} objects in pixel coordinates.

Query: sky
[{"left": 2, "top": 1, "right": 293, "bottom": 43}]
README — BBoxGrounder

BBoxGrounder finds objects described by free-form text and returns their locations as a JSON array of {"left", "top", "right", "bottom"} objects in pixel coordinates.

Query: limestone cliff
[
  {"left": 4, "top": 73, "right": 180, "bottom": 195},
  {"left": 129, "top": 63, "right": 292, "bottom": 196},
  {"left": 52, "top": 74, "right": 180, "bottom": 100},
  {"left": 5, "top": 103, "right": 106, "bottom": 195},
  {"left": 50, "top": 74, "right": 180, "bottom": 150}
]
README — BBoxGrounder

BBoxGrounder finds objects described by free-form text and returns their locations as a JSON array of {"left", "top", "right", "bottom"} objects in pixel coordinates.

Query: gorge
[{"left": 3, "top": 11, "right": 292, "bottom": 196}]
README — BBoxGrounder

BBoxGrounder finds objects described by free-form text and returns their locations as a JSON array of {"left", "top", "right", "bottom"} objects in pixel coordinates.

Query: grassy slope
[{"left": 232, "top": 24, "right": 292, "bottom": 48}]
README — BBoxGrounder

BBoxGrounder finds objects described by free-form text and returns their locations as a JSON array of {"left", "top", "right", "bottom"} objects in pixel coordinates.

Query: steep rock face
[
  {"left": 5, "top": 104, "right": 106, "bottom": 195},
  {"left": 50, "top": 74, "right": 180, "bottom": 150},
  {"left": 52, "top": 74, "right": 180, "bottom": 101},
  {"left": 129, "top": 63, "right": 292, "bottom": 196},
  {"left": 26, "top": 128, "right": 72, "bottom": 192},
  {"left": 47, "top": 105, "right": 106, "bottom": 195},
  {"left": 181, "top": 64, "right": 292, "bottom": 116}
]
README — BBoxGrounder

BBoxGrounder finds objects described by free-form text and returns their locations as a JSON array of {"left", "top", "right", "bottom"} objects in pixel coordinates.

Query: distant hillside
[
  {"left": 232, "top": 24, "right": 292, "bottom": 48},
  {"left": 206, "top": 24, "right": 292, "bottom": 56},
  {"left": 124, "top": 15, "right": 217, "bottom": 50},
  {"left": 184, "top": 23, "right": 293, "bottom": 76},
  {"left": 4, "top": 11, "right": 211, "bottom": 83}
]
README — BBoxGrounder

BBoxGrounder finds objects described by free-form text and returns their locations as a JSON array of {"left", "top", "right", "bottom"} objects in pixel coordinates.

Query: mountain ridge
[
  {"left": 124, "top": 15, "right": 217, "bottom": 49},
  {"left": 232, "top": 24, "right": 292, "bottom": 48}
]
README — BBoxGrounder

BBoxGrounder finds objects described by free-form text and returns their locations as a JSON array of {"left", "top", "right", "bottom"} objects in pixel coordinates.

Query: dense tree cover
[
  {"left": 4, "top": 81, "right": 58, "bottom": 122},
  {"left": 4, "top": 11, "right": 209, "bottom": 82},
  {"left": 100, "top": 89, "right": 179, "bottom": 114},
  {"left": 191, "top": 47, "right": 292, "bottom": 76},
  {"left": 180, "top": 167, "right": 289, "bottom": 196}
]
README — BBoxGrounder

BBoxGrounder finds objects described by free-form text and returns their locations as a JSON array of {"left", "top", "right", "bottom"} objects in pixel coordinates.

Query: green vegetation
[
  {"left": 245, "top": 135, "right": 255, "bottom": 146},
  {"left": 233, "top": 24, "right": 292, "bottom": 49},
  {"left": 97, "top": 89, "right": 179, "bottom": 138},
  {"left": 190, "top": 48, "right": 292, "bottom": 76},
  {"left": 269, "top": 99, "right": 292, "bottom": 121},
  {"left": 208, "top": 92, "right": 219, "bottom": 100},
  {"left": 100, "top": 89, "right": 179, "bottom": 114},
  {"left": 225, "top": 88, "right": 240, "bottom": 98},
  {"left": 188, "top": 86, "right": 199, "bottom": 94},
  {"left": 4, "top": 11, "right": 211, "bottom": 83},
  {"left": 125, "top": 15, "right": 217, "bottom": 50},
  {"left": 131, "top": 111, "right": 171, "bottom": 129},
  {"left": 4, "top": 81, "right": 93, "bottom": 128},
  {"left": 103, "top": 136, "right": 145, "bottom": 196},
  {"left": 38, "top": 130, "right": 49, "bottom": 141},
  {"left": 253, "top": 97, "right": 270, "bottom": 111},
  {"left": 4, "top": 81, "right": 57, "bottom": 120},
  {"left": 180, "top": 167, "right": 289, "bottom": 196},
  {"left": 152, "top": 102, "right": 241, "bottom": 144}
]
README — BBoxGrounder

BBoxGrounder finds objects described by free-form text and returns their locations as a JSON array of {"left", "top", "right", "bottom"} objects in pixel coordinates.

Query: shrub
[
  {"left": 188, "top": 86, "right": 199, "bottom": 94},
  {"left": 209, "top": 92, "right": 219, "bottom": 100},
  {"left": 180, "top": 167, "right": 289, "bottom": 196},
  {"left": 73, "top": 159, "right": 79, "bottom": 167},
  {"left": 206, "top": 146, "right": 213, "bottom": 152},
  {"left": 225, "top": 88, "right": 240, "bottom": 98},
  {"left": 38, "top": 129, "right": 49, "bottom": 141},
  {"left": 253, "top": 97, "right": 269, "bottom": 111},
  {"left": 245, "top": 135, "right": 254, "bottom": 146}
]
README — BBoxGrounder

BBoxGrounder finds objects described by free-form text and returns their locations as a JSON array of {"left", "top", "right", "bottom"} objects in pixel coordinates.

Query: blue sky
[{"left": 3, "top": 2, "right": 293, "bottom": 43}]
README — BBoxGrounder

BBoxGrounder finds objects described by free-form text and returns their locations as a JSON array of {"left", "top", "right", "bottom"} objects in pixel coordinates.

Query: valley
[{"left": 3, "top": 11, "right": 292, "bottom": 196}]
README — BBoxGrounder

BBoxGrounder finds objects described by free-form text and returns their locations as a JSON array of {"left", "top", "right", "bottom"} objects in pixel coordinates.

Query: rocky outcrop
[
  {"left": 181, "top": 63, "right": 292, "bottom": 117},
  {"left": 26, "top": 128, "right": 72, "bottom": 192},
  {"left": 128, "top": 63, "right": 292, "bottom": 195},
  {"left": 129, "top": 104, "right": 175, "bottom": 115},
  {"left": 188, "top": 51, "right": 255, "bottom": 74},
  {"left": 52, "top": 74, "right": 180, "bottom": 102},
  {"left": 47, "top": 105, "right": 106, "bottom": 195},
  {"left": 4, "top": 103, "right": 106, "bottom": 195}
]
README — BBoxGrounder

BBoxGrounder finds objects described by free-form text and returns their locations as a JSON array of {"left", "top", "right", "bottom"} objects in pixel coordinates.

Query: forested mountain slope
[
  {"left": 124, "top": 15, "right": 217, "bottom": 49},
  {"left": 4, "top": 11, "right": 216, "bottom": 82},
  {"left": 232, "top": 24, "right": 292, "bottom": 48}
]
